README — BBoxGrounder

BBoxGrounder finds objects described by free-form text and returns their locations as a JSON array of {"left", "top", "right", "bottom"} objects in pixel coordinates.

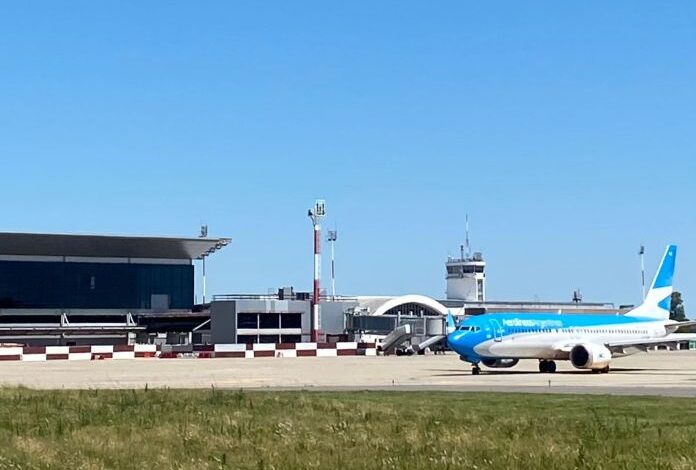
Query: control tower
[
  {"left": 446, "top": 217, "right": 486, "bottom": 303},
  {"left": 446, "top": 246, "right": 486, "bottom": 301}
]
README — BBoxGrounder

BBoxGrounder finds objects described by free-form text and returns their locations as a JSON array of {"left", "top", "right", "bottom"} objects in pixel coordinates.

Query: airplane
[{"left": 446, "top": 245, "right": 696, "bottom": 375}]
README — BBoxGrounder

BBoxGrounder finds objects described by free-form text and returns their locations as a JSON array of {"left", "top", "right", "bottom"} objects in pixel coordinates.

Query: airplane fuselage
[{"left": 448, "top": 313, "right": 667, "bottom": 363}]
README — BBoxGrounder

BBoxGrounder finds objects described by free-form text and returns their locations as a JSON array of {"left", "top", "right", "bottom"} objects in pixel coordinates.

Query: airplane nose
[{"left": 446, "top": 332, "right": 461, "bottom": 351}]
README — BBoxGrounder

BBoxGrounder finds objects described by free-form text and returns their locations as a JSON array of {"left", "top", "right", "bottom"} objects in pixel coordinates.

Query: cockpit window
[{"left": 458, "top": 326, "right": 480, "bottom": 332}]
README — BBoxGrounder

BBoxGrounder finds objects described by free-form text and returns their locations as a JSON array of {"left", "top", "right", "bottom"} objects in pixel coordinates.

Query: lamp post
[
  {"left": 200, "top": 225, "right": 208, "bottom": 305},
  {"left": 328, "top": 230, "right": 338, "bottom": 300},
  {"left": 639, "top": 245, "right": 646, "bottom": 300},
  {"left": 308, "top": 200, "right": 326, "bottom": 342}
]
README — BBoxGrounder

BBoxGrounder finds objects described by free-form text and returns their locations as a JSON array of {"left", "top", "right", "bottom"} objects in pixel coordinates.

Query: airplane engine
[
  {"left": 481, "top": 358, "right": 519, "bottom": 369},
  {"left": 569, "top": 344, "right": 611, "bottom": 370}
]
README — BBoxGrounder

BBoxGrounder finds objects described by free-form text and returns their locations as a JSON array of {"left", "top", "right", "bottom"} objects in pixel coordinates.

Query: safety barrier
[{"left": 0, "top": 343, "right": 377, "bottom": 362}]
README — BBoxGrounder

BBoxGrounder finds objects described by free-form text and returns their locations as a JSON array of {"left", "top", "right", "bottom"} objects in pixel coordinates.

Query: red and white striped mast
[{"left": 308, "top": 199, "right": 326, "bottom": 342}]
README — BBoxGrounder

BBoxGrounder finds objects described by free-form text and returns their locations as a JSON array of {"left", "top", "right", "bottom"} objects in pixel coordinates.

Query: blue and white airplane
[{"left": 447, "top": 245, "right": 696, "bottom": 374}]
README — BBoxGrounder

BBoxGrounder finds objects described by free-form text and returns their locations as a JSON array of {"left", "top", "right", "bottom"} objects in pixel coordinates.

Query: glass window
[
  {"left": 281, "top": 313, "right": 302, "bottom": 329},
  {"left": 237, "top": 335, "right": 257, "bottom": 344},
  {"left": 0, "top": 260, "right": 194, "bottom": 310},
  {"left": 259, "top": 313, "right": 280, "bottom": 329},
  {"left": 237, "top": 313, "right": 258, "bottom": 329},
  {"left": 259, "top": 335, "right": 279, "bottom": 344},
  {"left": 280, "top": 335, "right": 301, "bottom": 344}
]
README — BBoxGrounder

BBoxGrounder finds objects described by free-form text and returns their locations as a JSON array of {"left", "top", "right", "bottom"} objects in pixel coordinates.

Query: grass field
[{"left": 0, "top": 389, "right": 694, "bottom": 469}]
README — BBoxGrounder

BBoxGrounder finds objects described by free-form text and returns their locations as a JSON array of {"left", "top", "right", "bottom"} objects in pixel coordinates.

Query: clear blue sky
[{"left": 1, "top": 1, "right": 694, "bottom": 308}]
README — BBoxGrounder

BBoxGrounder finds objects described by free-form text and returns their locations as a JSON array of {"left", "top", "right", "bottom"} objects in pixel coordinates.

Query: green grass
[{"left": 0, "top": 389, "right": 694, "bottom": 469}]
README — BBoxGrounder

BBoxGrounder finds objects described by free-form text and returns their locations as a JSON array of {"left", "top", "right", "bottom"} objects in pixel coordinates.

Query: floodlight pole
[
  {"left": 200, "top": 225, "right": 209, "bottom": 305},
  {"left": 202, "top": 258, "right": 207, "bottom": 304},
  {"left": 639, "top": 245, "right": 646, "bottom": 300},
  {"left": 308, "top": 200, "right": 326, "bottom": 342},
  {"left": 328, "top": 230, "right": 338, "bottom": 300}
]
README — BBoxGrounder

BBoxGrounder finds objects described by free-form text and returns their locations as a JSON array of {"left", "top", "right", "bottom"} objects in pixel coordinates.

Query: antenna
[{"left": 308, "top": 199, "right": 327, "bottom": 342}]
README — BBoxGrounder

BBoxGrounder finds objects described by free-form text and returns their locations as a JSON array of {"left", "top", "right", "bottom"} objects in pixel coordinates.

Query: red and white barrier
[
  {"left": 205, "top": 342, "right": 377, "bottom": 359},
  {"left": 0, "top": 342, "right": 377, "bottom": 362}
]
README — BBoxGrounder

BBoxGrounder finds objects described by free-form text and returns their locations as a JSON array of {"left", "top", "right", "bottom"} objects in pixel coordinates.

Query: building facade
[
  {"left": 0, "top": 232, "right": 229, "bottom": 345},
  {"left": 0, "top": 260, "right": 193, "bottom": 310}
]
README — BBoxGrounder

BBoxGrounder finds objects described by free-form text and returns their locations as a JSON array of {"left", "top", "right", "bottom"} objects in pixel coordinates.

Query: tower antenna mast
[{"left": 308, "top": 199, "right": 326, "bottom": 342}]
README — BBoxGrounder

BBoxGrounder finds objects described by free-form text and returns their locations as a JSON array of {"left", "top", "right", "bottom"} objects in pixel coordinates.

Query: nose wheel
[
  {"left": 472, "top": 365, "right": 481, "bottom": 375},
  {"left": 539, "top": 360, "right": 557, "bottom": 373}
]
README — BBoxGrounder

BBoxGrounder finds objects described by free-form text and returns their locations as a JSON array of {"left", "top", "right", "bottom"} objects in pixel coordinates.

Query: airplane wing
[
  {"left": 552, "top": 334, "right": 696, "bottom": 355},
  {"left": 606, "top": 334, "right": 696, "bottom": 355}
]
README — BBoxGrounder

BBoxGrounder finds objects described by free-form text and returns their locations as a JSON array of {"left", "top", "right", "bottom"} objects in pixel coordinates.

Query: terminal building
[
  {"left": 0, "top": 232, "right": 229, "bottom": 345},
  {"left": 0, "top": 232, "right": 617, "bottom": 351},
  {"left": 209, "top": 247, "right": 616, "bottom": 353}
]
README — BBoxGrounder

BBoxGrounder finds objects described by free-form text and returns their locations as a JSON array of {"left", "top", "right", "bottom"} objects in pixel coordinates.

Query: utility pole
[
  {"left": 308, "top": 200, "right": 326, "bottom": 342},
  {"left": 328, "top": 230, "right": 338, "bottom": 300}
]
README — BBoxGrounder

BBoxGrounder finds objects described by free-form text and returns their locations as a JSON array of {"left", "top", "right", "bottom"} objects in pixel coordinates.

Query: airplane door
[{"left": 489, "top": 319, "right": 503, "bottom": 342}]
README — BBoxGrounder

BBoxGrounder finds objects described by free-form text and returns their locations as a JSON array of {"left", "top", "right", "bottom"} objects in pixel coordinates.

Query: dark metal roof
[{"left": 0, "top": 233, "right": 231, "bottom": 260}]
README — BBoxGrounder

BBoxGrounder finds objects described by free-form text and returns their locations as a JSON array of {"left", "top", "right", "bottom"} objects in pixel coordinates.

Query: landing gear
[
  {"left": 539, "top": 360, "right": 557, "bottom": 373},
  {"left": 472, "top": 365, "right": 481, "bottom": 375},
  {"left": 601, "top": 366, "right": 610, "bottom": 374}
]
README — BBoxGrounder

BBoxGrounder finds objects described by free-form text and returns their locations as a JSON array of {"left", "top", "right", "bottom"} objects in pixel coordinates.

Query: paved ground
[{"left": 1, "top": 351, "right": 696, "bottom": 396}]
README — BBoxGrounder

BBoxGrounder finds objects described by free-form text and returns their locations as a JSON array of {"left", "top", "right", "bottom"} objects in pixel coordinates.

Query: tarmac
[{"left": 1, "top": 351, "right": 696, "bottom": 396}]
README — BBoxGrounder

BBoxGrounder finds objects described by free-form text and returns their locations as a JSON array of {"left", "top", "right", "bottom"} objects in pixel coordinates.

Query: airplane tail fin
[
  {"left": 626, "top": 245, "right": 677, "bottom": 320},
  {"left": 446, "top": 311, "right": 457, "bottom": 334}
]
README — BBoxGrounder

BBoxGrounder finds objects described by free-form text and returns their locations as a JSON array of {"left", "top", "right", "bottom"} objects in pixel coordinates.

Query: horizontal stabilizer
[{"left": 664, "top": 321, "right": 696, "bottom": 333}]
